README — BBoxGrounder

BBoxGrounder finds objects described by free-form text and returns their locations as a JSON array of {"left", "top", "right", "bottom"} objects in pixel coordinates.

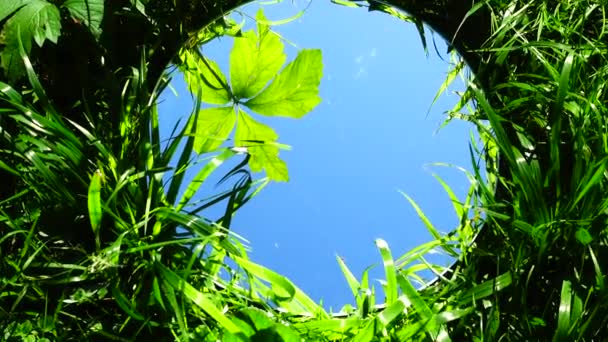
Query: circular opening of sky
[{"left": 158, "top": 0, "right": 482, "bottom": 310}]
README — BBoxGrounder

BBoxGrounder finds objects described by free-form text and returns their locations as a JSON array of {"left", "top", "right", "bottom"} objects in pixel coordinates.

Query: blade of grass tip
[
  {"left": 176, "top": 148, "right": 236, "bottom": 212},
  {"left": 399, "top": 191, "right": 458, "bottom": 257},
  {"left": 330, "top": 0, "right": 361, "bottom": 8},
  {"left": 336, "top": 254, "right": 361, "bottom": 302},
  {"left": 554, "top": 280, "right": 573, "bottom": 342},
  {"left": 432, "top": 173, "right": 464, "bottom": 220},
  {"left": 588, "top": 246, "right": 605, "bottom": 290},
  {"left": 572, "top": 159, "right": 606, "bottom": 207},
  {"left": 152, "top": 276, "right": 166, "bottom": 311},
  {"left": 427, "top": 60, "right": 465, "bottom": 118},
  {"left": 399, "top": 191, "right": 441, "bottom": 241},
  {"left": 166, "top": 98, "right": 201, "bottom": 205},
  {"left": 234, "top": 255, "right": 328, "bottom": 318},
  {"left": 357, "top": 266, "right": 374, "bottom": 318},
  {"left": 375, "top": 239, "right": 397, "bottom": 305},
  {"left": 155, "top": 263, "right": 243, "bottom": 336}
]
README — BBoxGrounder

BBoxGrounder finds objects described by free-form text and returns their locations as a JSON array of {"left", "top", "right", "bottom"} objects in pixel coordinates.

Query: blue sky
[{"left": 159, "top": 0, "right": 477, "bottom": 310}]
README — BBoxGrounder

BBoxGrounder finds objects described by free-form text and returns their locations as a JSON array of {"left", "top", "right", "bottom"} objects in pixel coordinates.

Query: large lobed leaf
[
  {"left": 62, "top": 0, "right": 105, "bottom": 39},
  {"left": 235, "top": 109, "right": 289, "bottom": 181},
  {"left": 180, "top": 49, "right": 232, "bottom": 105},
  {"left": 193, "top": 106, "right": 237, "bottom": 153},
  {"left": 245, "top": 48, "right": 323, "bottom": 118},
  {"left": 0, "top": 0, "right": 61, "bottom": 82},
  {"left": 230, "top": 9, "right": 286, "bottom": 99}
]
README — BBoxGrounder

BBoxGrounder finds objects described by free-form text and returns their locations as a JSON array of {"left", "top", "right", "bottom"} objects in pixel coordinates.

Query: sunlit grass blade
[
  {"left": 375, "top": 239, "right": 397, "bottom": 305},
  {"left": 397, "top": 273, "right": 448, "bottom": 341},
  {"left": 336, "top": 254, "right": 361, "bottom": 302},
  {"left": 458, "top": 272, "right": 512, "bottom": 305},
  {"left": 155, "top": 263, "right": 243, "bottom": 336},
  {"left": 399, "top": 191, "right": 459, "bottom": 257},
  {"left": 234, "top": 255, "right": 328, "bottom": 319}
]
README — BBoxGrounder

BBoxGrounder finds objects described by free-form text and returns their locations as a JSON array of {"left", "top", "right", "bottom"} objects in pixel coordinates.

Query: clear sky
[{"left": 158, "top": 0, "right": 477, "bottom": 310}]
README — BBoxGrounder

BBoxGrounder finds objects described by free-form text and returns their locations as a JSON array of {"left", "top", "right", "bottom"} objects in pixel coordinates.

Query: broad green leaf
[
  {"left": 230, "top": 9, "right": 285, "bottom": 99},
  {"left": 0, "top": 0, "right": 61, "bottom": 81},
  {"left": 245, "top": 49, "right": 322, "bottom": 118},
  {"left": 235, "top": 109, "right": 288, "bottom": 181},
  {"left": 0, "top": 0, "right": 28, "bottom": 22},
  {"left": 575, "top": 228, "right": 592, "bottom": 245},
  {"left": 193, "top": 106, "right": 236, "bottom": 153},
  {"left": 62, "top": 0, "right": 105, "bottom": 39},
  {"left": 181, "top": 50, "right": 231, "bottom": 105}
]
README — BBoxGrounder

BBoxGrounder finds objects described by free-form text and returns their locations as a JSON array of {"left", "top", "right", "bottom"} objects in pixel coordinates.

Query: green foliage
[
  {"left": 0, "top": 0, "right": 61, "bottom": 81},
  {"left": 177, "top": 8, "right": 323, "bottom": 182},
  {"left": 3, "top": 0, "right": 608, "bottom": 340},
  {"left": 0, "top": 0, "right": 104, "bottom": 82},
  {"left": 62, "top": 0, "right": 104, "bottom": 38}
]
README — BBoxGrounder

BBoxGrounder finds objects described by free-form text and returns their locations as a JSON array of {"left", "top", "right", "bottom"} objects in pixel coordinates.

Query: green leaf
[
  {"left": 575, "top": 228, "right": 593, "bottom": 245},
  {"left": 0, "top": 0, "right": 61, "bottom": 82},
  {"left": 230, "top": 9, "right": 286, "bottom": 99},
  {"left": 0, "top": 0, "right": 28, "bottom": 22},
  {"left": 235, "top": 109, "right": 288, "bottom": 181},
  {"left": 235, "top": 256, "right": 295, "bottom": 301},
  {"left": 181, "top": 50, "right": 231, "bottom": 105},
  {"left": 62, "top": 0, "right": 105, "bottom": 39},
  {"left": 88, "top": 170, "right": 103, "bottom": 251},
  {"left": 375, "top": 239, "right": 398, "bottom": 305},
  {"left": 193, "top": 106, "right": 236, "bottom": 153},
  {"left": 245, "top": 49, "right": 322, "bottom": 118},
  {"left": 155, "top": 263, "right": 243, "bottom": 336}
]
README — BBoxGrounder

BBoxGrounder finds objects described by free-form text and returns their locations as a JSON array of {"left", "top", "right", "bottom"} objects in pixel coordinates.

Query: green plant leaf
[
  {"left": 235, "top": 109, "right": 288, "bottom": 181},
  {"left": 87, "top": 170, "right": 103, "bottom": 250},
  {"left": 181, "top": 50, "right": 231, "bottom": 105},
  {"left": 375, "top": 239, "right": 398, "bottom": 305},
  {"left": 193, "top": 106, "right": 236, "bottom": 153},
  {"left": 245, "top": 49, "right": 322, "bottom": 118},
  {"left": 574, "top": 228, "right": 592, "bottom": 245},
  {"left": 0, "top": 0, "right": 62, "bottom": 81},
  {"left": 62, "top": 0, "right": 105, "bottom": 39},
  {"left": 155, "top": 263, "right": 243, "bottom": 336},
  {"left": 0, "top": 0, "right": 28, "bottom": 22},
  {"left": 230, "top": 9, "right": 286, "bottom": 99}
]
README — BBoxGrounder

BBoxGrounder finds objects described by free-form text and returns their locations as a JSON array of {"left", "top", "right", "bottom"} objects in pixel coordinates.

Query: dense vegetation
[{"left": 1, "top": 0, "right": 608, "bottom": 340}]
